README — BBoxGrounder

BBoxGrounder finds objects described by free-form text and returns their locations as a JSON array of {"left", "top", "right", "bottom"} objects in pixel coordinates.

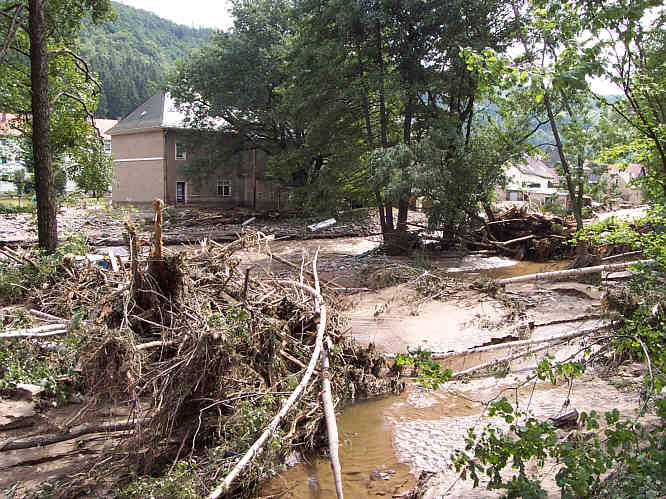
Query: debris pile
[
  {"left": 0, "top": 203, "right": 401, "bottom": 497},
  {"left": 471, "top": 206, "right": 574, "bottom": 260}
]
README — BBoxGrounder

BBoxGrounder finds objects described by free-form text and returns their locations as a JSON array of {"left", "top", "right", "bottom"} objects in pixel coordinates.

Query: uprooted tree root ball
[{"left": 4, "top": 226, "right": 403, "bottom": 498}]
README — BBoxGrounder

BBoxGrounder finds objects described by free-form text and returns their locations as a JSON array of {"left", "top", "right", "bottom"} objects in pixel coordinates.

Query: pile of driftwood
[
  {"left": 0, "top": 200, "right": 398, "bottom": 498},
  {"left": 470, "top": 206, "right": 574, "bottom": 261}
]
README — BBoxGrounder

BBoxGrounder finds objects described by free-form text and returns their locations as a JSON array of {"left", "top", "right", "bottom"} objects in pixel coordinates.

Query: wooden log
[
  {"left": 2, "top": 246, "right": 38, "bottom": 269},
  {"left": 28, "top": 309, "right": 69, "bottom": 323},
  {"left": 600, "top": 250, "right": 643, "bottom": 262},
  {"left": 208, "top": 279, "right": 328, "bottom": 499},
  {"left": 135, "top": 340, "right": 177, "bottom": 351},
  {"left": 531, "top": 313, "right": 604, "bottom": 328},
  {"left": 0, "top": 323, "right": 68, "bottom": 339},
  {"left": 496, "top": 259, "right": 654, "bottom": 285},
  {"left": 548, "top": 409, "right": 579, "bottom": 428},
  {"left": 384, "top": 324, "right": 608, "bottom": 361},
  {"left": 107, "top": 248, "right": 120, "bottom": 273},
  {"left": 0, "top": 419, "right": 143, "bottom": 451},
  {"left": 280, "top": 349, "right": 319, "bottom": 374},
  {"left": 313, "top": 250, "right": 344, "bottom": 499},
  {"left": 0, "top": 246, "right": 23, "bottom": 264},
  {"left": 495, "top": 234, "right": 535, "bottom": 246},
  {"left": 451, "top": 340, "right": 567, "bottom": 379},
  {"left": 152, "top": 198, "right": 164, "bottom": 260}
]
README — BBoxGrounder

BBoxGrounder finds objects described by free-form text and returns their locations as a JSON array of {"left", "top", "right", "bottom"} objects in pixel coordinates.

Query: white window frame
[
  {"left": 103, "top": 140, "right": 112, "bottom": 154},
  {"left": 175, "top": 142, "right": 186, "bottom": 161},
  {"left": 217, "top": 180, "right": 231, "bottom": 197},
  {"left": 176, "top": 181, "right": 187, "bottom": 203}
]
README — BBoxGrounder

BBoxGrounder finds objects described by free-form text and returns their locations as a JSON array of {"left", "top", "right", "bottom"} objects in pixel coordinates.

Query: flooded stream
[
  {"left": 112, "top": 236, "right": 614, "bottom": 498},
  {"left": 260, "top": 239, "right": 618, "bottom": 498}
]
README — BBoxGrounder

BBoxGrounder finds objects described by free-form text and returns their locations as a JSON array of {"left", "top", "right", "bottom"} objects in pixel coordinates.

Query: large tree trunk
[
  {"left": 375, "top": 20, "right": 394, "bottom": 237},
  {"left": 29, "top": 0, "right": 57, "bottom": 253}
]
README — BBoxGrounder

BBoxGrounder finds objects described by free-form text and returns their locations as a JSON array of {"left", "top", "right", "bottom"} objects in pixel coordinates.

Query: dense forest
[{"left": 78, "top": 2, "right": 213, "bottom": 118}]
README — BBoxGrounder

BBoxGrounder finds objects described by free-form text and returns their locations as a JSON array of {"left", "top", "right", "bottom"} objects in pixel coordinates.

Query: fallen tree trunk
[
  {"left": 496, "top": 259, "right": 654, "bottom": 285},
  {"left": 385, "top": 324, "right": 609, "bottom": 362},
  {"left": 313, "top": 250, "right": 344, "bottom": 499},
  {"left": 600, "top": 250, "right": 643, "bottom": 262},
  {"left": 451, "top": 340, "right": 569, "bottom": 379},
  {"left": 208, "top": 279, "right": 327, "bottom": 499},
  {"left": 28, "top": 309, "right": 69, "bottom": 323},
  {"left": 135, "top": 340, "right": 177, "bottom": 351},
  {"left": 0, "top": 323, "right": 68, "bottom": 339},
  {"left": 495, "top": 234, "right": 535, "bottom": 246},
  {"left": 0, "top": 420, "right": 143, "bottom": 452},
  {"left": 531, "top": 313, "right": 604, "bottom": 328}
]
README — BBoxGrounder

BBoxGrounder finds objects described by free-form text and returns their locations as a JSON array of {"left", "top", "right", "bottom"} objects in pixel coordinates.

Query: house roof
[
  {"left": 1, "top": 112, "right": 117, "bottom": 139},
  {"left": 108, "top": 92, "right": 230, "bottom": 135},
  {"left": 516, "top": 156, "right": 559, "bottom": 179},
  {"left": 606, "top": 163, "right": 644, "bottom": 179},
  {"left": 0, "top": 113, "right": 23, "bottom": 137},
  {"left": 107, "top": 92, "right": 196, "bottom": 135}
]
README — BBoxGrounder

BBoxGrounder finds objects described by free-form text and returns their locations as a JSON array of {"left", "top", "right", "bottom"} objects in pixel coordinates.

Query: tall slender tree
[{"left": 1, "top": 0, "right": 111, "bottom": 252}]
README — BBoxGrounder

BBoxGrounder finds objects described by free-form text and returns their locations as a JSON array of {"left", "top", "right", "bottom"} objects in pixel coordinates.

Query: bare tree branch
[
  {"left": 47, "top": 48, "right": 102, "bottom": 92},
  {"left": 0, "top": 4, "right": 26, "bottom": 63}
]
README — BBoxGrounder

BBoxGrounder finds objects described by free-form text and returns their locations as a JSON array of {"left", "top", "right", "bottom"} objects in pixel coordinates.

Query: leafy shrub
[{"left": 0, "top": 203, "right": 34, "bottom": 214}]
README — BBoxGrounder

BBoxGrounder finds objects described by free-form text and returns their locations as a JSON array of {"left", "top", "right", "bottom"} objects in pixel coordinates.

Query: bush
[{"left": 0, "top": 203, "right": 34, "bottom": 214}]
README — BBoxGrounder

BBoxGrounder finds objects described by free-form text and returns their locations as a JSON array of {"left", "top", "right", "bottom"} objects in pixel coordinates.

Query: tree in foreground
[
  {"left": 0, "top": 0, "right": 111, "bottom": 252},
  {"left": 172, "top": 0, "right": 520, "bottom": 253}
]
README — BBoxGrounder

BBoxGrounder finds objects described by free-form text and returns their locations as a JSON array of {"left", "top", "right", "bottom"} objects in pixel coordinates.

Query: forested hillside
[{"left": 78, "top": 2, "right": 213, "bottom": 119}]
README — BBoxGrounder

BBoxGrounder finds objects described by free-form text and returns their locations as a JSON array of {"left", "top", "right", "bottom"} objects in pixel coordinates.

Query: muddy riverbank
[{"left": 0, "top": 227, "right": 630, "bottom": 497}]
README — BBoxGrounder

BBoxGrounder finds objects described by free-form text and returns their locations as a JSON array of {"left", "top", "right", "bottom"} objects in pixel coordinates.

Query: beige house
[
  {"left": 601, "top": 163, "right": 645, "bottom": 205},
  {"left": 505, "top": 155, "right": 560, "bottom": 191},
  {"left": 109, "top": 93, "right": 288, "bottom": 209}
]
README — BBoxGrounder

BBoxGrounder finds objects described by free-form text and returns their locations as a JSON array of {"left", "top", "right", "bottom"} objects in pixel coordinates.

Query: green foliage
[
  {"left": 0, "top": 202, "right": 34, "bottom": 214},
  {"left": 0, "top": 329, "right": 84, "bottom": 406},
  {"left": 396, "top": 347, "right": 452, "bottom": 390},
  {"left": 453, "top": 395, "right": 666, "bottom": 499},
  {"left": 78, "top": 1, "right": 212, "bottom": 118},
  {"left": 70, "top": 140, "right": 112, "bottom": 196},
  {"left": 118, "top": 460, "right": 200, "bottom": 499},
  {"left": 541, "top": 200, "right": 566, "bottom": 217},
  {"left": 172, "top": 0, "right": 521, "bottom": 222},
  {"left": 0, "top": 234, "right": 89, "bottom": 302},
  {"left": 457, "top": 202, "right": 666, "bottom": 498}
]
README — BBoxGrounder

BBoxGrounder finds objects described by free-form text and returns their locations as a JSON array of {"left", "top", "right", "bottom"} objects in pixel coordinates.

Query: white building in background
[
  {"left": 0, "top": 112, "right": 118, "bottom": 195},
  {"left": 0, "top": 113, "right": 24, "bottom": 194}
]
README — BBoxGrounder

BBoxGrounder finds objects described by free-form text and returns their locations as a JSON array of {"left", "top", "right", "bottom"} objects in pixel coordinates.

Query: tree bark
[
  {"left": 29, "top": 0, "right": 58, "bottom": 253},
  {"left": 543, "top": 92, "right": 583, "bottom": 231},
  {"left": 496, "top": 259, "right": 653, "bottom": 284},
  {"left": 375, "top": 21, "right": 394, "bottom": 236},
  {"left": 396, "top": 91, "right": 413, "bottom": 235}
]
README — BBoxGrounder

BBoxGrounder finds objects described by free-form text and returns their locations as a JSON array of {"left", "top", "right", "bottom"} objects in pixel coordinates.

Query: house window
[
  {"left": 217, "top": 180, "right": 231, "bottom": 197},
  {"left": 175, "top": 142, "right": 186, "bottom": 160},
  {"left": 176, "top": 181, "right": 186, "bottom": 203},
  {"left": 103, "top": 140, "right": 111, "bottom": 154}
]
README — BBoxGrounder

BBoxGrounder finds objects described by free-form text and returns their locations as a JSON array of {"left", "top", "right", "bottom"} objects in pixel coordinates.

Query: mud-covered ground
[
  {"left": 0, "top": 202, "right": 427, "bottom": 246},
  {"left": 0, "top": 208, "right": 642, "bottom": 498}
]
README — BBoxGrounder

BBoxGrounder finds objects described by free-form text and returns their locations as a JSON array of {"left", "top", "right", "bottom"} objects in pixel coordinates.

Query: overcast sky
[{"left": 115, "top": 0, "right": 234, "bottom": 30}]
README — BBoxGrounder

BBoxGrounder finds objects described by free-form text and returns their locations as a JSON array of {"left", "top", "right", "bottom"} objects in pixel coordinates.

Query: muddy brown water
[
  {"left": 261, "top": 250, "right": 606, "bottom": 498},
  {"left": 263, "top": 371, "right": 639, "bottom": 499}
]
